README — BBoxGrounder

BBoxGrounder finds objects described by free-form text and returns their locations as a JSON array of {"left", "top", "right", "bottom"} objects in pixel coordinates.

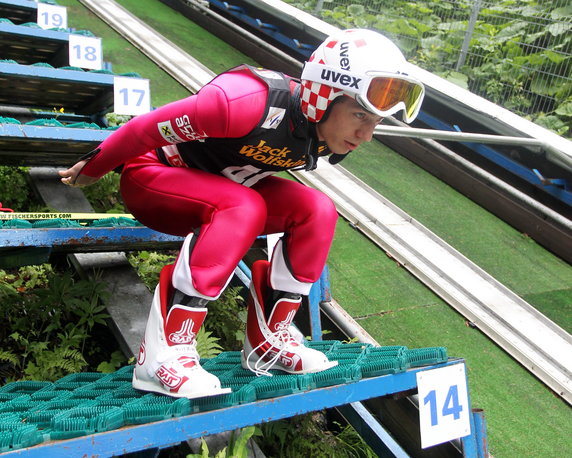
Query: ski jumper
[{"left": 80, "top": 65, "right": 338, "bottom": 299}]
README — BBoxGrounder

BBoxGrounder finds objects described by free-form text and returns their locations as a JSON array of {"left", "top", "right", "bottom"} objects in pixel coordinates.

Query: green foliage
[
  {"left": 0, "top": 265, "right": 114, "bottom": 382},
  {"left": 104, "top": 112, "right": 133, "bottom": 127},
  {"left": 204, "top": 286, "right": 247, "bottom": 351},
  {"left": 0, "top": 166, "right": 44, "bottom": 212},
  {"left": 257, "top": 412, "right": 376, "bottom": 457},
  {"left": 127, "top": 251, "right": 177, "bottom": 289},
  {"left": 187, "top": 427, "right": 261, "bottom": 458},
  {"left": 81, "top": 171, "right": 125, "bottom": 213},
  {"left": 196, "top": 327, "right": 224, "bottom": 359},
  {"left": 97, "top": 350, "right": 128, "bottom": 373}
]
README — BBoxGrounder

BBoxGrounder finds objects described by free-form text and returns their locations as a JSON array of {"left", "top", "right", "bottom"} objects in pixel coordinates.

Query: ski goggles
[{"left": 301, "top": 61, "right": 425, "bottom": 123}]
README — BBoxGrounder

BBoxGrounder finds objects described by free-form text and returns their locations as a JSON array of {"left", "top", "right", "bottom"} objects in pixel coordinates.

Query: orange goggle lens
[{"left": 366, "top": 77, "right": 424, "bottom": 119}]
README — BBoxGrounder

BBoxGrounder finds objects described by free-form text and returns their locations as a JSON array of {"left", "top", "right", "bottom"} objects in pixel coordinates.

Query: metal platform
[
  {"left": 0, "top": 21, "right": 72, "bottom": 66},
  {"left": 0, "top": 354, "right": 484, "bottom": 457},
  {"left": 0, "top": 225, "right": 184, "bottom": 253},
  {"left": 0, "top": 122, "right": 109, "bottom": 166},
  {"left": 0, "top": 61, "right": 116, "bottom": 114}
]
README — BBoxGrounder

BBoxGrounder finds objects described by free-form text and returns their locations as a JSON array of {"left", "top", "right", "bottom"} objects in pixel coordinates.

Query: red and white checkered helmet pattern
[{"left": 300, "top": 29, "right": 412, "bottom": 123}]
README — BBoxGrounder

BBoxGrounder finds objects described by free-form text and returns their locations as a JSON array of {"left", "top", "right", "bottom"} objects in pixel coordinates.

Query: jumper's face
[{"left": 316, "top": 96, "right": 382, "bottom": 156}]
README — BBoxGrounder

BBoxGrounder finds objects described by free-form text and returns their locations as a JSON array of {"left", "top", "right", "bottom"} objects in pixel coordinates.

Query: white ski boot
[
  {"left": 241, "top": 260, "right": 337, "bottom": 376},
  {"left": 133, "top": 264, "right": 231, "bottom": 398}
]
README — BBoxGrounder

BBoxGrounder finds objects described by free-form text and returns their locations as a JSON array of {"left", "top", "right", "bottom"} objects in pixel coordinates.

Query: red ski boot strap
[
  {"left": 159, "top": 264, "right": 176, "bottom": 321},
  {"left": 251, "top": 260, "right": 271, "bottom": 311}
]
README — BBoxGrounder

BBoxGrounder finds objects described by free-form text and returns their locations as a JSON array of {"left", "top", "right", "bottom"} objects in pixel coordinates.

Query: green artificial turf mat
[
  {"left": 342, "top": 140, "right": 572, "bottom": 332},
  {"left": 116, "top": 0, "right": 259, "bottom": 74},
  {"left": 328, "top": 218, "right": 441, "bottom": 316},
  {"left": 522, "top": 287, "right": 572, "bottom": 332}
]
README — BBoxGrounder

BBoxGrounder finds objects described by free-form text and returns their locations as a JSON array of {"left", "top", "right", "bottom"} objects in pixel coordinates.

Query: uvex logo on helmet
[
  {"left": 320, "top": 69, "right": 361, "bottom": 89},
  {"left": 339, "top": 41, "right": 350, "bottom": 70}
]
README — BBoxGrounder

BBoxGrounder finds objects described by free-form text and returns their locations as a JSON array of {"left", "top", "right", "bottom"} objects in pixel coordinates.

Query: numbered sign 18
[
  {"left": 113, "top": 77, "right": 151, "bottom": 116},
  {"left": 36, "top": 3, "right": 67, "bottom": 30},
  {"left": 68, "top": 35, "right": 102, "bottom": 70},
  {"left": 416, "top": 363, "right": 471, "bottom": 449}
]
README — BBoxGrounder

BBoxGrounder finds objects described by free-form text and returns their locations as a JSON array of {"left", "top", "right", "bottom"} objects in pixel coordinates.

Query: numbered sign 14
[
  {"left": 68, "top": 35, "right": 102, "bottom": 71},
  {"left": 416, "top": 363, "right": 471, "bottom": 449},
  {"left": 113, "top": 77, "right": 151, "bottom": 116},
  {"left": 36, "top": 3, "right": 67, "bottom": 30}
]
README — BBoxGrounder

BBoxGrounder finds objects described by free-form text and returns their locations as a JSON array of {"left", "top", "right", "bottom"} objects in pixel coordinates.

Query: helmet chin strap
[
  {"left": 329, "top": 152, "right": 349, "bottom": 165},
  {"left": 303, "top": 124, "right": 319, "bottom": 171}
]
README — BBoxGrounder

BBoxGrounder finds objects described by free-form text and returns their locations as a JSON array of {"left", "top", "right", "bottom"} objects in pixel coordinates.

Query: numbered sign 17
[
  {"left": 416, "top": 363, "right": 471, "bottom": 449},
  {"left": 113, "top": 77, "right": 151, "bottom": 116},
  {"left": 37, "top": 3, "right": 68, "bottom": 30},
  {"left": 68, "top": 35, "right": 102, "bottom": 71}
]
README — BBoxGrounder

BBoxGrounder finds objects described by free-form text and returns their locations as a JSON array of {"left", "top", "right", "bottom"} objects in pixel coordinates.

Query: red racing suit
[{"left": 80, "top": 65, "right": 338, "bottom": 298}]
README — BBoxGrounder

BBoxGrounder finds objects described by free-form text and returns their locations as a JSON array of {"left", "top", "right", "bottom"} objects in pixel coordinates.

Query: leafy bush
[
  {"left": 257, "top": 412, "right": 377, "bottom": 457},
  {"left": 81, "top": 171, "right": 126, "bottom": 213},
  {"left": 0, "top": 166, "right": 44, "bottom": 212},
  {"left": 0, "top": 265, "right": 117, "bottom": 383}
]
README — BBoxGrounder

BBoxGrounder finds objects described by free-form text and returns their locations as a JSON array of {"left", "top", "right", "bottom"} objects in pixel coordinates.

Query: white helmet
[{"left": 300, "top": 29, "right": 425, "bottom": 123}]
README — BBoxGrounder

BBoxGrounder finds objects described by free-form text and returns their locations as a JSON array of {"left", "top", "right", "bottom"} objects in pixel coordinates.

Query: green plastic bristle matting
[
  {"left": 326, "top": 342, "right": 370, "bottom": 366},
  {"left": 366, "top": 345, "right": 407, "bottom": 357},
  {"left": 0, "top": 219, "right": 32, "bottom": 229},
  {"left": 202, "top": 356, "right": 238, "bottom": 376},
  {"left": 303, "top": 340, "right": 340, "bottom": 352},
  {"left": 359, "top": 358, "right": 405, "bottom": 378},
  {"left": 0, "top": 115, "right": 20, "bottom": 124},
  {"left": 191, "top": 384, "right": 257, "bottom": 413},
  {"left": 50, "top": 406, "right": 125, "bottom": 440},
  {"left": 0, "top": 381, "right": 53, "bottom": 395},
  {"left": 56, "top": 372, "right": 109, "bottom": 385},
  {"left": 89, "top": 217, "right": 142, "bottom": 227},
  {"left": 25, "top": 400, "right": 98, "bottom": 428},
  {"left": 0, "top": 342, "right": 448, "bottom": 450},
  {"left": 310, "top": 364, "right": 362, "bottom": 388},
  {"left": 209, "top": 351, "right": 242, "bottom": 363},
  {"left": 123, "top": 396, "right": 191, "bottom": 424},
  {"left": 0, "top": 431, "right": 12, "bottom": 453},
  {"left": 0, "top": 393, "right": 25, "bottom": 402},
  {"left": 32, "top": 219, "right": 82, "bottom": 228},
  {"left": 252, "top": 375, "right": 301, "bottom": 399},
  {"left": 221, "top": 366, "right": 258, "bottom": 385},
  {"left": 31, "top": 389, "right": 73, "bottom": 402},
  {"left": 404, "top": 347, "right": 448, "bottom": 368},
  {"left": 4, "top": 424, "right": 43, "bottom": 450}
]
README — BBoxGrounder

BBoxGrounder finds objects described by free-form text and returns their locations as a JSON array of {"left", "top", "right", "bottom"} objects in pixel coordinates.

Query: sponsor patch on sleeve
[
  {"left": 261, "top": 107, "right": 286, "bottom": 129},
  {"left": 158, "top": 120, "right": 185, "bottom": 143}
]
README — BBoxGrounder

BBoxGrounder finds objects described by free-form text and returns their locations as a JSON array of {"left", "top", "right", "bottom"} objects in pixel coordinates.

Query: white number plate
[{"left": 416, "top": 363, "right": 471, "bottom": 448}]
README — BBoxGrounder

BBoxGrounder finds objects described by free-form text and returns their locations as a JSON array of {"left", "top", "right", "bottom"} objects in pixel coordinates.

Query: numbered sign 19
[
  {"left": 68, "top": 35, "right": 102, "bottom": 70},
  {"left": 113, "top": 77, "right": 151, "bottom": 116},
  {"left": 416, "top": 363, "right": 471, "bottom": 449},
  {"left": 36, "top": 3, "right": 67, "bottom": 30}
]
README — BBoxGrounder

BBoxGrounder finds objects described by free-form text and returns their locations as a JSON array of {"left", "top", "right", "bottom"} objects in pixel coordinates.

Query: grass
[{"left": 54, "top": 1, "right": 572, "bottom": 456}]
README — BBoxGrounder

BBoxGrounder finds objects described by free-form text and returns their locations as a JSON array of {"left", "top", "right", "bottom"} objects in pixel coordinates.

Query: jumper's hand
[{"left": 58, "top": 160, "right": 99, "bottom": 187}]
